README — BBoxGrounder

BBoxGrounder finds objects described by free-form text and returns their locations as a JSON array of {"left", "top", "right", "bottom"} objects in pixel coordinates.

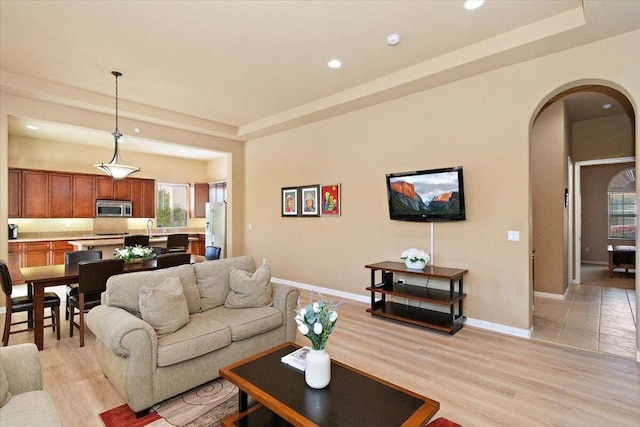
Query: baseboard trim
[
  {"left": 534, "top": 287, "right": 570, "bottom": 300},
  {"left": 272, "top": 277, "right": 532, "bottom": 339}
]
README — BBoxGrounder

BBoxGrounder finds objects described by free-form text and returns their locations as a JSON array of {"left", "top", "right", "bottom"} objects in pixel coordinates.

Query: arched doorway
[{"left": 530, "top": 83, "right": 637, "bottom": 359}]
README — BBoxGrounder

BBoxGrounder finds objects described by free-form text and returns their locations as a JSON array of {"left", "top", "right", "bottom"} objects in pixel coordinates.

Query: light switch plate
[{"left": 508, "top": 231, "right": 520, "bottom": 241}]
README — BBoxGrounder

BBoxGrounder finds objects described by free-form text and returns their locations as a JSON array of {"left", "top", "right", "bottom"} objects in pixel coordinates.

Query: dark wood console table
[{"left": 365, "top": 261, "right": 468, "bottom": 335}]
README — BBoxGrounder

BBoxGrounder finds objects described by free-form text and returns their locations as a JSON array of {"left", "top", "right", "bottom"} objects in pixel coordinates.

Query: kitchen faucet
[{"left": 147, "top": 219, "right": 154, "bottom": 236}]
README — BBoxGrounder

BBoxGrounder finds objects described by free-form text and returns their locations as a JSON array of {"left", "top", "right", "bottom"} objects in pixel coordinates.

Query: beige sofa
[
  {"left": 86, "top": 255, "right": 299, "bottom": 415},
  {"left": 0, "top": 344, "right": 63, "bottom": 426}
]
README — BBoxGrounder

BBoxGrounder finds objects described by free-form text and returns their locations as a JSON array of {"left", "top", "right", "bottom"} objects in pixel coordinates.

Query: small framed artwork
[
  {"left": 300, "top": 185, "right": 320, "bottom": 217},
  {"left": 281, "top": 187, "right": 299, "bottom": 216},
  {"left": 321, "top": 184, "right": 341, "bottom": 216}
]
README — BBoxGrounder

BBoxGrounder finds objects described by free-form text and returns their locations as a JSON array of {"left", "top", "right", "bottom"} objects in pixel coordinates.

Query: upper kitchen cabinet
[
  {"left": 8, "top": 168, "right": 21, "bottom": 217},
  {"left": 131, "top": 178, "right": 156, "bottom": 218},
  {"left": 22, "top": 170, "right": 49, "bottom": 217},
  {"left": 49, "top": 173, "right": 73, "bottom": 217},
  {"left": 190, "top": 183, "right": 209, "bottom": 218},
  {"left": 9, "top": 168, "right": 155, "bottom": 219},
  {"left": 96, "top": 176, "right": 114, "bottom": 199},
  {"left": 114, "top": 179, "right": 131, "bottom": 200},
  {"left": 73, "top": 174, "right": 96, "bottom": 217}
]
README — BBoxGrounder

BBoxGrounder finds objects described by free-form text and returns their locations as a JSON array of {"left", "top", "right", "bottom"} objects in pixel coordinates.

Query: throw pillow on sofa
[
  {"left": 139, "top": 276, "right": 190, "bottom": 336},
  {"left": 225, "top": 264, "right": 273, "bottom": 308}
]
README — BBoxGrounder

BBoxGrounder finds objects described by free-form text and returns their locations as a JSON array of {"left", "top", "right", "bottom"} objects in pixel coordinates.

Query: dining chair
[
  {"left": 1, "top": 260, "right": 61, "bottom": 347},
  {"left": 156, "top": 252, "right": 192, "bottom": 269},
  {"left": 69, "top": 258, "right": 124, "bottom": 347},
  {"left": 204, "top": 246, "right": 221, "bottom": 261},
  {"left": 123, "top": 234, "right": 150, "bottom": 247},
  {"left": 165, "top": 233, "right": 189, "bottom": 253},
  {"left": 64, "top": 250, "right": 102, "bottom": 320}
]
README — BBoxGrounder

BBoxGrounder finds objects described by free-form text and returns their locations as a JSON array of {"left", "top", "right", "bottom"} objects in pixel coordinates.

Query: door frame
[{"left": 573, "top": 156, "right": 636, "bottom": 284}]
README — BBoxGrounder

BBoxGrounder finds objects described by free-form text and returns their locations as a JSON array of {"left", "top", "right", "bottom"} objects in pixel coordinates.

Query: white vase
[
  {"left": 405, "top": 259, "right": 426, "bottom": 270},
  {"left": 305, "top": 348, "right": 331, "bottom": 389}
]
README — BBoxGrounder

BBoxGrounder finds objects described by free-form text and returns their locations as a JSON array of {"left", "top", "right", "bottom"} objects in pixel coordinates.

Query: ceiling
[{"left": 1, "top": 0, "right": 638, "bottom": 159}]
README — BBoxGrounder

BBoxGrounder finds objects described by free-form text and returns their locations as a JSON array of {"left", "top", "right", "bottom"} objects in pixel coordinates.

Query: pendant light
[{"left": 94, "top": 71, "right": 140, "bottom": 179}]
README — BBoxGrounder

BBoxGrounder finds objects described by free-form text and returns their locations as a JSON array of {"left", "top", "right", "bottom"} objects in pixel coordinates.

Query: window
[
  {"left": 608, "top": 168, "right": 636, "bottom": 239},
  {"left": 157, "top": 183, "right": 188, "bottom": 228}
]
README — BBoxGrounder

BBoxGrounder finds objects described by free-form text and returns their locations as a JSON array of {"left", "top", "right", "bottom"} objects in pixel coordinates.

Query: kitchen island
[{"left": 68, "top": 235, "right": 200, "bottom": 258}]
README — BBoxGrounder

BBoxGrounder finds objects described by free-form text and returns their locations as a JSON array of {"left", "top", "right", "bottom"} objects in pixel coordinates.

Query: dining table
[{"left": 19, "top": 254, "right": 205, "bottom": 350}]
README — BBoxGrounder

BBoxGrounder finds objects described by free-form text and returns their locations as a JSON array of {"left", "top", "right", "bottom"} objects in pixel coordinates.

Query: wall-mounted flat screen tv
[{"left": 386, "top": 166, "right": 466, "bottom": 222}]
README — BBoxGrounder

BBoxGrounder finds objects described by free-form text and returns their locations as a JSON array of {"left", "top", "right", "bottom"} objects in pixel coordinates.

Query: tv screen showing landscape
[{"left": 386, "top": 166, "right": 466, "bottom": 222}]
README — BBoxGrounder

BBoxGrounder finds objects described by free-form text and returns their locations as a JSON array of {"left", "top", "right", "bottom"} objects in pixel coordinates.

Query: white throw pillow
[
  {"left": 224, "top": 264, "right": 273, "bottom": 308},
  {"left": 139, "top": 276, "right": 190, "bottom": 336}
]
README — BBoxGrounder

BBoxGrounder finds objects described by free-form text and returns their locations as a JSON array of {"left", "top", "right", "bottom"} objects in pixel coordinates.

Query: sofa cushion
[
  {"left": 106, "top": 264, "right": 201, "bottom": 315},
  {"left": 0, "top": 359, "right": 10, "bottom": 408},
  {"left": 156, "top": 313, "right": 232, "bottom": 367},
  {"left": 208, "top": 306, "right": 283, "bottom": 342},
  {"left": 194, "top": 255, "right": 256, "bottom": 311},
  {"left": 139, "top": 276, "right": 190, "bottom": 336},
  {"left": 225, "top": 264, "right": 273, "bottom": 309},
  {"left": 0, "top": 390, "right": 62, "bottom": 426}
]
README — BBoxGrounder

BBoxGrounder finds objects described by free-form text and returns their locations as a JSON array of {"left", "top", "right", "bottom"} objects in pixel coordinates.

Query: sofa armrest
[
  {"left": 271, "top": 281, "right": 300, "bottom": 342},
  {"left": 0, "top": 343, "right": 42, "bottom": 395},
  {"left": 86, "top": 305, "right": 158, "bottom": 366}
]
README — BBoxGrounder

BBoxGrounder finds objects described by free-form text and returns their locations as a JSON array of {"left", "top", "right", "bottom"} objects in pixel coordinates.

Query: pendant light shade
[{"left": 94, "top": 71, "right": 140, "bottom": 179}]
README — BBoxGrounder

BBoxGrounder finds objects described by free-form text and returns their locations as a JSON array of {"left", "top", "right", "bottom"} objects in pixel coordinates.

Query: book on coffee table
[{"left": 280, "top": 346, "right": 310, "bottom": 371}]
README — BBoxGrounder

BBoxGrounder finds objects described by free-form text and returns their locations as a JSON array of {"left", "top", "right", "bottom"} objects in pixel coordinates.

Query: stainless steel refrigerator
[{"left": 205, "top": 202, "right": 227, "bottom": 259}]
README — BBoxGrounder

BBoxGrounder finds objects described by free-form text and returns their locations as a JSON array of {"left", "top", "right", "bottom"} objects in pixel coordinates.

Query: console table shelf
[{"left": 365, "top": 261, "right": 468, "bottom": 335}]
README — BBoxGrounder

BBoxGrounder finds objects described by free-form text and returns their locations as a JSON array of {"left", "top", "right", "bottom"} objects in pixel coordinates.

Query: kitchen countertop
[{"left": 9, "top": 232, "right": 204, "bottom": 244}]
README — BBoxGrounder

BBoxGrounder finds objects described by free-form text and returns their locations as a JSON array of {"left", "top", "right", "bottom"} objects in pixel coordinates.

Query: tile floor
[{"left": 532, "top": 277, "right": 637, "bottom": 359}]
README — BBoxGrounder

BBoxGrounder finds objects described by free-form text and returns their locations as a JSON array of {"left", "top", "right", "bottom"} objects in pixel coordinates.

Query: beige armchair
[{"left": 0, "top": 344, "right": 62, "bottom": 426}]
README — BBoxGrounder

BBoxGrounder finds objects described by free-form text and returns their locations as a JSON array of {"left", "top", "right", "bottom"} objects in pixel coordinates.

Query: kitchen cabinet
[
  {"left": 131, "top": 178, "right": 156, "bottom": 218},
  {"left": 8, "top": 240, "right": 75, "bottom": 284},
  {"left": 190, "top": 183, "right": 209, "bottom": 218},
  {"left": 22, "top": 170, "right": 49, "bottom": 218},
  {"left": 23, "top": 242, "right": 50, "bottom": 267},
  {"left": 49, "top": 173, "right": 73, "bottom": 217},
  {"left": 7, "top": 243, "right": 23, "bottom": 283},
  {"left": 190, "top": 234, "right": 205, "bottom": 255},
  {"left": 9, "top": 168, "right": 155, "bottom": 219},
  {"left": 96, "top": 176, "right": 115, "bottom": 199},
  {"left": 51, "top": 241, "right": 74, "bottom": 264},
  {"left": 114, "top": 179, "right": 131, "bottom": 200},
  {"left": 8, "top": 169, "right": 21, "bottom": 218},
  {"left": 73, "top": 174, "right": 96, "bottom": 217}
]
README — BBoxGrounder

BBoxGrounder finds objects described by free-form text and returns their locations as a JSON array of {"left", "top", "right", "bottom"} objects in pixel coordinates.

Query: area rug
[
  {"left": 100, "top": 378, "right": 239, "bottom": 427},
  {"left": 100, "top": 378, "right": 461, "bottom": 426}
]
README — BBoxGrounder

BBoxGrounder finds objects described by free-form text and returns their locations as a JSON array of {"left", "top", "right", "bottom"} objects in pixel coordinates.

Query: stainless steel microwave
[{"left": 96, "top": 200, "right": 132, "bottom": 217}]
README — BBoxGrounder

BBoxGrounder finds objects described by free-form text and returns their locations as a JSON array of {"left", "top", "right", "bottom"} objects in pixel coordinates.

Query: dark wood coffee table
[{"left": 219, "top": 342, "right": 439, "bottom": 426}]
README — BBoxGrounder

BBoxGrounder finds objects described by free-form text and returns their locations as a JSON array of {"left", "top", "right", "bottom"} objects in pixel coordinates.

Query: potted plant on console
[{"left": 401, "top": 248, "right": 431, "bottom": 270}]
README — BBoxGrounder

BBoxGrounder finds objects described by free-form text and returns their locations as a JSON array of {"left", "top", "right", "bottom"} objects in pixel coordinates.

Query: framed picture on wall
[
  {"left": 300, "top": 185, "right": 320, "bottom": 217},
  {"left": 321, "top": 184, "right": 341, "bottom": 216},
  {"left": 281, "top": 187, "right": 299, "bottom": 216}
]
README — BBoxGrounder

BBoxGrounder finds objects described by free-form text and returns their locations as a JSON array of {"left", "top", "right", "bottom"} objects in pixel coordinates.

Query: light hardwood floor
[{"left": 1, "top": 290, "right": 639, "bottom": 426}]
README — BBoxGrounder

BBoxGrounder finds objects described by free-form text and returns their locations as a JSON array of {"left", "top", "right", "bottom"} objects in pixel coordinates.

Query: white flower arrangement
[
  {"left": 400, "top": 248, "right": 431, "bottom": 264},
  {"left": 294, "top": 291, "right": 340, "bottom": 350},
  {"left": 113, "top": 245, "right": 155, "bottom": 262}
]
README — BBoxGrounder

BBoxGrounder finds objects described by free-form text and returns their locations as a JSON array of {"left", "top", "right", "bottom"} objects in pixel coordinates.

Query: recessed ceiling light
[
  {"left": 602, "top": 103, "right": 613, "bottom": 110},
  {"left": 328, "top": 59, "right": 342, "bottom": 69},
  {"left": 464, "top": 0, "right": 485, "bottom": 10},
  {"left": 387, "top": 33, "right": 401, "bottom": 46},
  {"left": 25, "top": 125, "right": 39, "bottom": 130}
]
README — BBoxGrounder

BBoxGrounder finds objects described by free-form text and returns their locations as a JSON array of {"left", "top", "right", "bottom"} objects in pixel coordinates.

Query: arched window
[{"left": 608, "top": 168, "right": 636, "bottom": 239}]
